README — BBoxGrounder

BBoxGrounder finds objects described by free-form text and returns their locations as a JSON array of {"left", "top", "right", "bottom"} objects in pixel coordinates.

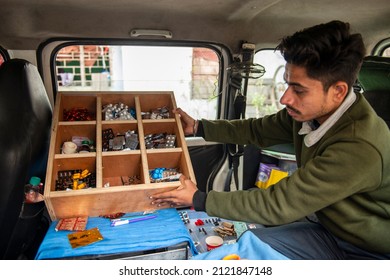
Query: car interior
[{"left": 0, "top": 0, "right": 389, "bottom": 261}]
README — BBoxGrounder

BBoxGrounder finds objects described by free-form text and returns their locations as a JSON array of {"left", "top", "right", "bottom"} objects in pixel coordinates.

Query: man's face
[{"left": 280, "top": 63, "right": 339, "bottom": 124}]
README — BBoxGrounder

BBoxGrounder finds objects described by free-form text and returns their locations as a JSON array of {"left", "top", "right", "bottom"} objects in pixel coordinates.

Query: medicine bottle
[
  {"left": 79, "top": 140, "right": 91, "bottom": 153},
  {"left": 24, "top": 176, "right": 41, "bottom": 203}
]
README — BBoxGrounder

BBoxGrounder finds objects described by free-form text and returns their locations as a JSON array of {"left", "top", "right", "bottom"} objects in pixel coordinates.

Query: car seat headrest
[{"left": 358, "top": 56, "right": 390, "bottom": 92}]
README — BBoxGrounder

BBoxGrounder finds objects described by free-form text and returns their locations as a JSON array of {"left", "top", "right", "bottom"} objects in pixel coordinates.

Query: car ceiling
[{"left": 1, "top": 0, "right": 389, "bottom": 53}]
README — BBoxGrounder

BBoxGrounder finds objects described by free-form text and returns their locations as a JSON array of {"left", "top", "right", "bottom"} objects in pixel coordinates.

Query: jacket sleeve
[
  {"left": 201, "top": 108, "right": 294, "bottom": 147},
  {"left": 204, "top": 138, "right": 383, "bottom": 225},
  {"left": 193, "top": 190, "right": 207, "bottom": 211}
]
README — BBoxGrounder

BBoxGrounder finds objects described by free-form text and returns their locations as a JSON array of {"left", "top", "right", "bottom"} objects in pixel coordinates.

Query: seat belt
[
  {"left": 223, "top": 42, "right": 264, "bottom": 192},
  {"left": 224, "top": 74, "right": 247, "bottom": 192}
]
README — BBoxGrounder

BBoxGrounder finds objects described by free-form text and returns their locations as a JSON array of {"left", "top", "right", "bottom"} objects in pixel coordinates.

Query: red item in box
[{"left": 55, "top": 217, "right": 88, "bottom": 231}]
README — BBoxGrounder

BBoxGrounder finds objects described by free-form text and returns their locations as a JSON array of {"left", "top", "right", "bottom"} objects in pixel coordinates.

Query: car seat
[
  {"left": 0, "top": 59, "right": 52, "bottom": 259},
  {"left": 358, "top": 55, "right": 390, "bottom": 128}
]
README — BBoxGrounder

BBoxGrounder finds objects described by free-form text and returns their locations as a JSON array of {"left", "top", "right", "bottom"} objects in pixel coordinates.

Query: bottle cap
[{"left": 29, "top": 176, "right": 41, "bottom": 186}]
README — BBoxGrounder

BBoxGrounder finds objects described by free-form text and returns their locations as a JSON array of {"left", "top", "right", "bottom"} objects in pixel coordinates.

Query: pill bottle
[
  {"left": 24, "top": 176, "right": 41, "bottom": 203},
  {"left": 79, "top": 140, "right": 91, "bottom": 153}
]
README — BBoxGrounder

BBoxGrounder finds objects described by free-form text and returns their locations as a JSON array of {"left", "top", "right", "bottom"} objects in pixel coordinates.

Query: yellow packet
[
  {"left": 255, "top": 163, "right": 288, "bottom": 189},
  {"left": 67, "top": 227, "right": 103, "bottom": 248}
]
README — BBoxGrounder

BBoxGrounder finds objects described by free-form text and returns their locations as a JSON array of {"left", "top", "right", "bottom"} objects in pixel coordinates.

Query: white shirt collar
[{"left": 298, "top": 90, "right": 356, "bottom": 147}]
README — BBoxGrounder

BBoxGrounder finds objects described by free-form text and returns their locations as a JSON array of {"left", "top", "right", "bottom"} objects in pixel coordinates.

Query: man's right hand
[{"left": 173, "top": 108, "right": 196, "bottom": 136}]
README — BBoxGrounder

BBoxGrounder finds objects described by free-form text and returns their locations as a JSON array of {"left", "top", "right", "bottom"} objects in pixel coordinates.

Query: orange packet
[{"left": 67, "top": 227, "right": 103, "bottom": 249}]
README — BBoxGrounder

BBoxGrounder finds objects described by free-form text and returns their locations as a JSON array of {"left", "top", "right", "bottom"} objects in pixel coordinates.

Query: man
[{"left": 150, "top": 20, "right": 390, "bottom": 259}]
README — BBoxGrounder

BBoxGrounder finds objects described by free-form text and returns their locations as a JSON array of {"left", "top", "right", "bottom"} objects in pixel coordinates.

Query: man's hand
[
  {"left": 150, "top": 175, "right": 198, "bottom": 207},
  {"left": 173, "top": 108, "right": 196, "bottom": 136}
]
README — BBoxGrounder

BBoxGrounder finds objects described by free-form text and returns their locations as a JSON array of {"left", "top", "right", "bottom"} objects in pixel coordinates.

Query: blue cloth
[
  {"left": 191, "top": 230, "right": 289, "bottom": 260},
  {"left": 35, "top": 208, "right": 197, "bottom": 259}
]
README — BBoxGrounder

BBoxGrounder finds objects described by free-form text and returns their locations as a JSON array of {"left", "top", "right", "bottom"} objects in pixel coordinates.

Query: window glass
[
  {"left": 55, "top": 45, "right": 220, "bottom": 119},
  {"left": 246, "top": 49, "right": 286, "bottom": 118}
]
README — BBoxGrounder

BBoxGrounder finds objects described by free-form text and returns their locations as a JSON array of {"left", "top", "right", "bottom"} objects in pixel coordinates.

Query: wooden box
[{"left": 44, "top": 91, "right": 195, "bottom": 220}]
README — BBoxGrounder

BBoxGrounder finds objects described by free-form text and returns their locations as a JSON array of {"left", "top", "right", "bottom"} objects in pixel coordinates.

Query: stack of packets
[
  {"left": 55, "top": 217, "right": 103, "bottom": 249},
  {"left": 55, "top": 217, "right": 88, "bottom": 231},
  {"left": 255, "top": 163, "right": 288, "bottom": 189},
  {"left": 213, "top": 221, "right": 236, "bottom": 238}
]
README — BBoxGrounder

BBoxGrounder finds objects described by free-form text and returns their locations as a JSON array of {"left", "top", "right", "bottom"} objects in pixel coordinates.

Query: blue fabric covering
[
  {"left": 191, "top": 230, "right": 289, "bottom": 260},
  {"left": 35, "top": 208, "right": 197, "bottom": 259}
]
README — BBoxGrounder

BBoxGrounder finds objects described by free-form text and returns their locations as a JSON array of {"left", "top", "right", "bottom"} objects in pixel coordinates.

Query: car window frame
[
  {"left": 371, "top": 37, "right": 390, "bottom": 56},
  {"left": 38, "top": 38, "right": 233, "bottom": 121}
]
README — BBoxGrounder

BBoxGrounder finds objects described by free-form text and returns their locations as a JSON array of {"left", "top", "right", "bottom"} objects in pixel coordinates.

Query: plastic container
[
  {"left": 62, "top": 141, "right": 78, "bottom": 154},
  {"left": 24, "top": 176, "right": 42, "bottom": 203}
]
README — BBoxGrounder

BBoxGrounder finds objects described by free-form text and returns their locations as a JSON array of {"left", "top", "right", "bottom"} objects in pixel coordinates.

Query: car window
[
  {"left": 247, "top": 45, "right": 390, "bottom": 119},
  {"left": 245, "top": 49, "right": 286, "bottom": 118},
  {"left": 55, "top": 45, "right": 220, "bottom": 120}
]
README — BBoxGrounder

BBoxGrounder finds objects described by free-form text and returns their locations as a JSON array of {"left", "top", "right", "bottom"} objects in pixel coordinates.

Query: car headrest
[
  {"left": 358, "top": 56, "right": 390, "bottom": 92},
  {"left": 357, "top": 56, "right": 390, "bottom": 129}
]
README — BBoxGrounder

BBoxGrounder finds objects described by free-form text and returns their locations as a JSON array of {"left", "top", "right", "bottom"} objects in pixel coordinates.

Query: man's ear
[{"left": 332, "top": 81, "right": 349, "bottom": 103}]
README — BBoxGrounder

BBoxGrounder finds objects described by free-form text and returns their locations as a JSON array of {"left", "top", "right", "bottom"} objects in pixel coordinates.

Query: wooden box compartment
[
  {"left": 102, "top": 153, "right": 144, "bottom": 187},
  {"left": 56, "top": 124, "right": 96, "bottom": 154},
  {"left": 143, "top": 121, "right": 181, "bottom": 149},
  {"left": 59, "top": 94, "right": 96, "bottom": 121},
  {"left": 138, "top": 94, "right": 174, "bottom": 118},
  {"left": 101, "top": 93, "right": 137, "bottom": 121},
  {"left": 147, "top": 151, "right": 191, "bottom": 184},
  {"left": 49, "top": 156, "right": 96, "bottom": 192},
  {"left": 101, "top": 122, "right": 139, "bottom": 151},
  {"left": 44, "top": 91, "right": 195, "bottom": 220}
]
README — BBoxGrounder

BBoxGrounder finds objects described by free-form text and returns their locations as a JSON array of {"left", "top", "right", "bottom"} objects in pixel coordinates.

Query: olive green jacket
[{"left": 201, "top": 92, "right": 390, "bottom": 253}]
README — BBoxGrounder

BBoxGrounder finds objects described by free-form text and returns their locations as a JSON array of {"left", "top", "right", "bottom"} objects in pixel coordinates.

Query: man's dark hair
[{"left": 276, "top": 20, "right": 366, "bottom": 91}]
